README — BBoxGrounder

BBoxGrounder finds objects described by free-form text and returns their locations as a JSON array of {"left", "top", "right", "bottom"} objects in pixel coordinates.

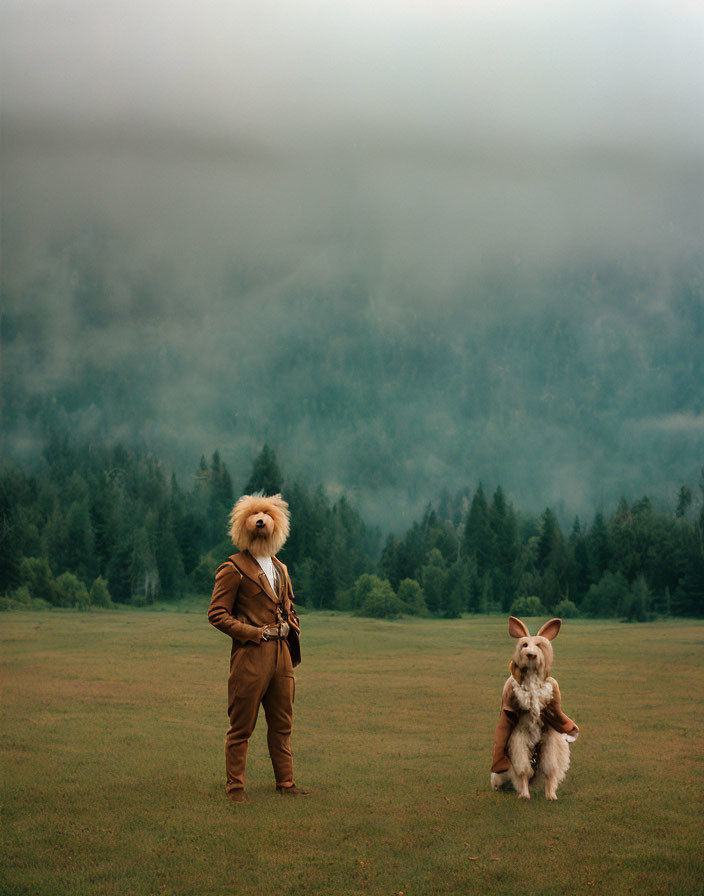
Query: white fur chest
[{"left": 511, "top": 675, "right": 553, "bottom": 721}]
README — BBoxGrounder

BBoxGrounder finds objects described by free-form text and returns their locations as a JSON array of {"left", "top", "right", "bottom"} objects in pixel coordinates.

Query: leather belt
[{"left": 261, "top": 623, "right": 288, "bottom": 642}]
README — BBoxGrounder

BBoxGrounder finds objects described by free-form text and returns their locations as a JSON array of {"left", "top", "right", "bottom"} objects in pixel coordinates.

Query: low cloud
[{"left": 2, "top": 0, "right": 703, "bottom": 525}]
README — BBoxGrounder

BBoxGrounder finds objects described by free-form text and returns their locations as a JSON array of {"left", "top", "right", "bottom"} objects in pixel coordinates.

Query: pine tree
[
  {"left": 463, "top": 484, "right": 494, "bottom": 576},
  {"left": 154, "top": 505, "right": 185, "bottom": 599},
  {"left": 64, "top": 500, "right": 95, "bottom": 582},
  {"left": 489, "top": 486, "right": 518, "bottom": 608},
  {"left": 610, "top": 496, "right": 636, "bottom": 579},
  {"left": 422, "top": 506, "right": 458, "bottom": 563},
  {"left": 567, "top": 516, "right": 590, "bottom": 607},
  {"left": 444, "top": 559, "right": 466, "bottom": 617},
  {"left": 89, "top": 477, "right": 113, "bottom": 575},
  {"left": 676, "top": 485, "right": 692, "bottom": 519},
  {"left": 588, "top": 511, "right": 611, "bottom": 583},
  {"left": 283, "top": 480, "right": 314, "bottom": 566},
  {"left": 216, "top": 457, "right": 234, "bottom": 508},
  {"left": 381, "top": 522, "right": 426, "bottom": 589},
  {"left": 244, "top": 445, "right": 283, "bottom": 495},
  {"left": 379, "top": 534, "right": 401, "bottom": 588},
  {"left": 535, "top": 508, "right": 567, "bottom": 610},
  {"left": 208, "top": 450, "right": 235, "bottom": 544},
  {"left": 674, "top": 555, "right": 704, "bottom": 617},
  {"left": 314, "top": 553, "right": 337, "bottom": 609},
  {"left": 536, "top": 508, "right": 561, "bottom": 572},
  {"left": 0, "top": 468, "right": 25, "bottom": 591},
  {"left": 290, "top": 557, "right": 316, "bottom": 607}
]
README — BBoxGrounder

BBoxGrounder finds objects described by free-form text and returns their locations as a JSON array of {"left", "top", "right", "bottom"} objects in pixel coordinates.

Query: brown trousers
[{"left": 225, "top": 638, "right": 295, "bottom": 795}]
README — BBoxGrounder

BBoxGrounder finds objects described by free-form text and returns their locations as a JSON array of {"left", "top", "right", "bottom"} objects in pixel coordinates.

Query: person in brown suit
[{"left": 208, "top": 493, "right": 305, "bottom": 803}]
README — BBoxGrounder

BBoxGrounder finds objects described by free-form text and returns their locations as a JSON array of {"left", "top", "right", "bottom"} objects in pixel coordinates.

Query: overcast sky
[
  {"left": 4, "top": 0, "right": 704, "bottom": 149},
  {"left": 4, "top": 0, "right": 703, "bottom": 262},
  {"left": 5, "top": 0, "right": 703, "bottom": 243}
]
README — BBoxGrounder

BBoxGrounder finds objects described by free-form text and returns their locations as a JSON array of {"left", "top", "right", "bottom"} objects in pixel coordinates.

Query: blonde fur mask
[
  {"left": 229, "top": 493, "right": 290, "bottom": 558},
  {"left": 508, "top": 616, "right": 561, "bottom": 683}
]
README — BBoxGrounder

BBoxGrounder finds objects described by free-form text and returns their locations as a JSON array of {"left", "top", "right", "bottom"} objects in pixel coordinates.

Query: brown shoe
[
  {"left": 276, "top": 784, "right": 309, "bottom": 796},
  {"left": 227, "top": 789, "right": 249, "bottom": 803}
]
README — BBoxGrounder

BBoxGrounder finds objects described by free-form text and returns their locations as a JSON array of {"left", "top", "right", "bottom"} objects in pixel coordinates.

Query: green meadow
[{"left": 2, "top": 611, "right": 702, "bottom": 896}]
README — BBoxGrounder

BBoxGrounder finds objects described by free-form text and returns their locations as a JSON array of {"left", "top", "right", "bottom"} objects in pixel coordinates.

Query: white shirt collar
[{"left": 252, "top": 554, "right": 276, "bottom": 591}]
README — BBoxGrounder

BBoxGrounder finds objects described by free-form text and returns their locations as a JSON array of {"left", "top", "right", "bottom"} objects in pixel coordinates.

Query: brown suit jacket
[
  {"left": 208, "top": 550, "right": 301, "bottom": 665},
  {"left": 491, "top": 675, "right": 578, "bottom": 773}
]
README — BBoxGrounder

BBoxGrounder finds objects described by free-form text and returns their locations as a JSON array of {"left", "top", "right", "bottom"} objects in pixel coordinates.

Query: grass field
[{"left": 2, "top": 610, "right": 703, "bottom": 896}]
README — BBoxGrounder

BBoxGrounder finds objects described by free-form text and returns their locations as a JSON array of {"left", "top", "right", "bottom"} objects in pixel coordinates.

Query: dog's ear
[
  {"left": 509, "top": 616, "right": 530, "bottom": 639},
  {"left": 537, "top": 618, "right": 562, "bottom": 641},
  {"left": 509, "top": 660, "right": 522, "bottom": 683}
]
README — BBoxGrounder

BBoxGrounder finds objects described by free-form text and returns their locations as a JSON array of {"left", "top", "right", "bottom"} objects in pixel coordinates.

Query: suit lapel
[
  {"left": 257, "top": 568, "right": 279, "bottom": 604},
  {"left": 231, "top": 551, "right": 279, "bottom": 604},
  {"left": 272, "top": 557, "right": 287, "bottom": 600}
]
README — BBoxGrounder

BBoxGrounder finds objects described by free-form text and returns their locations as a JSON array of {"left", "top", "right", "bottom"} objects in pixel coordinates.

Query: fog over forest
[{"left": 2, "top": 0, "right": 703, "bottom": 528}]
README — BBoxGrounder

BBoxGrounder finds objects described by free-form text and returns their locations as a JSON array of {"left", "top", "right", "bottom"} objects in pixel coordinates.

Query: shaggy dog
[
  {"left": 490, "top": 616, "right": 579, "bottom": 800},
  {"left": 229, "top": 492, "right": 290, "bottom": 558}
]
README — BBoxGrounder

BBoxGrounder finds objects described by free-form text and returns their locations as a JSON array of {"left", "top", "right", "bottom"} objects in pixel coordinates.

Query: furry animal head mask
[
  {"left": 229, "top": 493, "right": 290, "bottom": 557},
  {"left": 508, "top": 616, "right": 561, "bottom": 682}
]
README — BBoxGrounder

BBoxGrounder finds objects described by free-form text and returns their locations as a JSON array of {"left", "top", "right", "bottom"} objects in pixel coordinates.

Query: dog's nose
[{"left": 256, "top": 519, "right": 265, "bottom": 528}]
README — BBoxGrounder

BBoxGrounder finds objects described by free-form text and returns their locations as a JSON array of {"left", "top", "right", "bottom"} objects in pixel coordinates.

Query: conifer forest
[{"left": 2, "top": 438, "right": 701, "bottom": 620}]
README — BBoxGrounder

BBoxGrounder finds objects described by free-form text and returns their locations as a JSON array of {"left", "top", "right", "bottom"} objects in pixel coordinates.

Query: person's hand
[{"left": 261, "top": 622, "right": 289, "bottom": 640}]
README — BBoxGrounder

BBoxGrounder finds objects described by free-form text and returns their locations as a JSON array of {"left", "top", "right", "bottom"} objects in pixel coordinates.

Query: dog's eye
[{"left": 522, "top": 642, "right": 528, "bottom": 648}]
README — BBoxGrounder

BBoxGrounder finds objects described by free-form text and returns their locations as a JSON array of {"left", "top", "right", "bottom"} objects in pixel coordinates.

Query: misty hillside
[{"left": 2, "top": 221, "right": 702, "bottom": 527}]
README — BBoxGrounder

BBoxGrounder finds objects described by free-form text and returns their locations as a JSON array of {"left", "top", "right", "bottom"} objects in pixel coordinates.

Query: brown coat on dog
[
  {"left": 491, "top": 675, "right": 578, "bottom": 773},
  {"left": 491, "top": 616, "right": 579, "bottom": 800}
]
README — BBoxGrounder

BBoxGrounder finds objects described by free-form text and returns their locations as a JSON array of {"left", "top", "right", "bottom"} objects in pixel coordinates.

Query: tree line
[
  {"left": 1, "top": 436, "right": 702, "bottom": 619},
  {"left": 364, "top": 483, "right": 703, "bottom": 620},
  {"left": 0, "top": 437, "right": 378, "bottom": 611}
]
